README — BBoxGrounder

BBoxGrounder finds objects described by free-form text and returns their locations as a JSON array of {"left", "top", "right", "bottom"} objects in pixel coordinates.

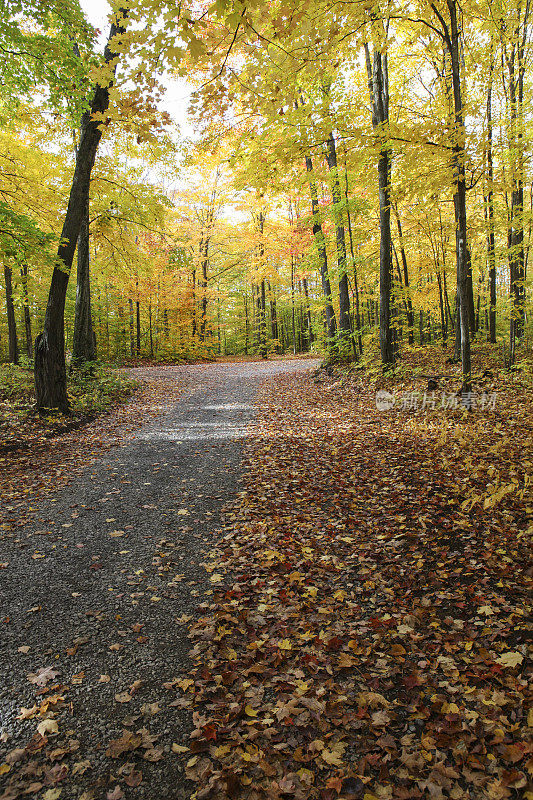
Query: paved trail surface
[{"left": 0, "top": 359, "right": 318, "bottom": 800}]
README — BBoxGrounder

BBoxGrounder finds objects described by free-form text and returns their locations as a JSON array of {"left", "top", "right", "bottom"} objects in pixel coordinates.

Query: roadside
[
  {"left": 182, "top": 363, "right": 532, "bottom": 800},
  {"left": 0, "top": 364, "right": 186, "bottom": 515}
]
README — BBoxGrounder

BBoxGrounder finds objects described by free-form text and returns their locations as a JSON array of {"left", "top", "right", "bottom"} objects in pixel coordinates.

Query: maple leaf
[
  {"left": 37, "top": 719, "right": 58, "bottom": 736},
  {"left": 106, "top": 731, "right": 142, "bottom": 758},
  {"left": 27, "top": 666, "right": 59, "bottom": 686}
]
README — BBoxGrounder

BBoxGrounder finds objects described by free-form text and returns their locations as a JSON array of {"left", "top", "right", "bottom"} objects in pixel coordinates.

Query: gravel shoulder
[{"left": 0, "top": 359, "right": 318, "bottom": 800}]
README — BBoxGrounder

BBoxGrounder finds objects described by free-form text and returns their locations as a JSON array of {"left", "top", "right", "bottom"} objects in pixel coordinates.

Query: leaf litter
[
  {"left": 181, "top": 368, "right": 532, "bottom": 800},
  {"left": 0, "top": 360, "right": 530, "bottom": 800}
]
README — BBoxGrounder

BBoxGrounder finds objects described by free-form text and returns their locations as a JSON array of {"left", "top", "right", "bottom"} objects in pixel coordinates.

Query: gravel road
[{"left": 0, "top": 359, "right": 318, "bottom": 800}]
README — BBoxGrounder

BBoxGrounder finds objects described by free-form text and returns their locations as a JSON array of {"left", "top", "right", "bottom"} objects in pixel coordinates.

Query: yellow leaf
[
  {"left": 0, "top": 764, "right": 11, "bottom": 776},
  {"left": 496, "top": 652, "right": 524, "bottom": 668},
  {"left": 441, "top": 702, "right": 460, "bottom": 714},
  {"left": 321, "top": 748, "right": 343, "bottom": 766},
  {"left": 43, "top": 790, "right": 62, "bottom": 800},
  {"left": 245, "top": 704, "right": 258, "bottom": 717},
  {"left": 17, "top": 705, "right": 38, "bottom": 720},
  {"left": 37, "top": 719, "right": 58, "bottom": 736},
  {"left": 210, "top": 573, "right": 223, "bottom": 583},
  {"left": 171, "top": 743, "right": 189, "bottom": 753},
  {"left": 278, "top": 639, "right": 292, "bottom": 650}
]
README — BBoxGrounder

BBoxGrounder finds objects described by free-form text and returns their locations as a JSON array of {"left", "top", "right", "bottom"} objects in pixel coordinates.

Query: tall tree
[
  {"left": 71, "top": 193, "right": 96, "bottom": 365},
  {"left": 365, "top": 39, "right": 394, "bottom": 366},
  {"left": 304, "top": 155, "right": 337, "bottom": 343},
  {"left": 485, "top": 48, "right": 497, "bottom": 344},
  {"left": 34, "top": 9, "right": 127, "bottom": 411},
  {"left": 4, "top": 265, "right": 19, "bottom": 364},
  {"left": 428, "top": 0, "right": 472, "bottom": 390},
  {"left": 324, "top": 128, "right": 352, "bottom": 354}
]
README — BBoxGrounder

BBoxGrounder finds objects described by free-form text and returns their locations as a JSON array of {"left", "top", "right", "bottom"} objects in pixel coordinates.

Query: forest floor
[
  {"left": 0, "top": 352, "right": 531, "bottom": 800},
  {"left": 0, "top": 359, "right": 317, "bottom": 800}
]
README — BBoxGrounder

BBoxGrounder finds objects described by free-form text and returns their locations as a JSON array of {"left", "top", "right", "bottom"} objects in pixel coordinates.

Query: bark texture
[
  {"left": 305, "top": 155, "right": 337, "bottom": 342},
  {"left": 72, "top": 192, "right": 96, "bottom": 365},
  {"left": 4, "top": 265, "right": 19, "bottom": 364},
  {"left": 366, "top": 43, "right": 394, "bottom": 366},
  {"left": 325, "top": 131, "right": 351, "bottom": 351},
  {"left": 34, "top": 10, "right": 127, "bottom": 411}
]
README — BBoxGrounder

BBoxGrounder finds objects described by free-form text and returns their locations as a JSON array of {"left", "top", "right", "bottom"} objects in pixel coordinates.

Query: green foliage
[
  {"left": 0, "top": 360, "right": 34, "bottom": 402},
  {"left": 67, "top": 363, "right": 137, "bottom": 415},
  {"left": 0, "top": 200, "right": 56, "bottom": 268},
  {"left": 0, "top": 361, "right": 136, "bottom": 416},
  {"left": 0, "top": 0, "right": 94, "bottom": 121}
]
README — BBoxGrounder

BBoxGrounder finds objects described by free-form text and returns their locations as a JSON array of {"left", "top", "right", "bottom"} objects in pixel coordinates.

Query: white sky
[{"left": 79, "top": 0, "right": 194, "bottom": 137}]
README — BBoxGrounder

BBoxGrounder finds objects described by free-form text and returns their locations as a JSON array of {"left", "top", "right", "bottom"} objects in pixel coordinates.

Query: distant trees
[{"left": 2, "top": 0, "right": 533, "bottom": 397}]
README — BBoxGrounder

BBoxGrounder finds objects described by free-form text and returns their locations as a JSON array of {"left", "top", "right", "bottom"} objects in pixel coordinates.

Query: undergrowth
[{"left": 0, "top": 360, "right": 137, "bottom": 446}]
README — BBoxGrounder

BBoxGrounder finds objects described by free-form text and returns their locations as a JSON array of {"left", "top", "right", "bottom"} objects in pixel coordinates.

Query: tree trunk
[
  {"left": 509, "top": 64, "right": 525, "bottom": 348},
  {"left": 260, "top": 279, "right": 268, "bottom": 358},
  {"left": 341, "top": 138, "right": 362, "bottom": 356},
  {"left": 34, "top": 10, "right": 127, "bottom": 411},
  {"left": 189, "top": 263, "right": 196, "bottom": 339},
  {"left": 136, "top": 297, "right": 141, "bottom": 358},
  {"left": 21, "top": 263, "right": 32, "bottom": 359},
  {"left": 199, "top": 237, "right": 209, "bottom": 341},
  {"left": 72, "top": 192, "right": 96, "bottom": 365},
  {"left": 291, "top": 255, "right": 296, "bottom": 354},
  {"left": 269, "top": 283, "right": 280, "bottom": 352},
  {"left": 432, "top": 0, "right": 472, "bottom": 390},
  {"left": 4, "top": 265, "right": 19, "bottom": 364},
  {"left": 304, "top": 155, "right": 337, "bottom": 342},
  {"left": 392, "top": 204, "right": 414, "bottom": 344},
  {"left": 437, "top": 271, "right": 447, "bottom": 345},
  {"left": 325, "top": 130, "right": 351, "bottom": 352},
  {"left": 256, "top": 210, "right": 268, "bottom": 359},
  {"left": 366, "top": 43, "right": 394, "bottom": 366},
  {"left": 449, "top": 1, "right": 472, "bottom": 390},
  {"left": 244, "top": 292, "right": 249, "bottom": 354},
  {"left": 118, "top": 304, "right": 125, "bottom": 359},
  {"left": 302, "top": 278, "right": 314, "bottom": 350},
  {"left": 129, "top": 298, "right": 134, "bottom": 359},
  {"left": 486, "top": 53, "right": 497, "bottom": 343}
]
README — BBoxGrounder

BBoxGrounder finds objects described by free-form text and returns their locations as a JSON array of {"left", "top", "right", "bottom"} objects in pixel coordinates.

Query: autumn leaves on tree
[{"left": 1, "top": 0, "right": 533, "bottom": 409}]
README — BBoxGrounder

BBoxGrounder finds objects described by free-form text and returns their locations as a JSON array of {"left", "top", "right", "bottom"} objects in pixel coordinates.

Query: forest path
[{"left": 0, "top": 358, "right": 319, "bottom": 800}]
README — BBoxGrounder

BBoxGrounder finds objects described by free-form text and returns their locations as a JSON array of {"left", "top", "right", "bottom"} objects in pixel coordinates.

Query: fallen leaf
[{"left": 496, "top": 652, "right": 524, "bottom": 668}]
